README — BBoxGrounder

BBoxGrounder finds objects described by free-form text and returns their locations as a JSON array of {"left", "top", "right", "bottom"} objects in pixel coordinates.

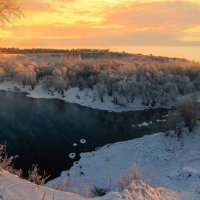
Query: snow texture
[
  {"left": 0, "top": 169, "right": 178, "bottom": 200},
  {"left": 49, "top": 127, "right": 200, "bottom": 200}
]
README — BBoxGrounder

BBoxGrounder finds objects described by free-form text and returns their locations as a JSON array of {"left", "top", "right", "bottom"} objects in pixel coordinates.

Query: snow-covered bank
[
  {"left": 48, "top": 127, "right": 200, "bottom": 200},
  {"left": 0, "top": 81, "right": 168, "bottom": 112},
  {"left": 0, "top": 168, "right": 178, "bottom": 200}
]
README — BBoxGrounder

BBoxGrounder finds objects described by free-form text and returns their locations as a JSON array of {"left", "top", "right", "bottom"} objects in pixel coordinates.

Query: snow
[
  {"left": 73, "top": 143, "right": 78, "bottom": 147},
  {"left": 157, "top": 119, "right": 167, "bottom": 122},
  {"left": 48, "top": 126, "right": 200, "bottom": 200},
  {"left": 121, "top": 180, "right": 178, "bottom": 200},
  {"left": 2, "top": 123, "right": 199, "bottom": 200},
  {"left": 0, "top": 169, "right": 85, "bottom": 200},
  {"left": 0, "top": 81, "right": 168, "bottom": 112},
  {"left": 138, "top": 122, "right": 149, "bottom": 127},
  {"left": 0, "top": 169, "right": 178, "bottom": 200}
]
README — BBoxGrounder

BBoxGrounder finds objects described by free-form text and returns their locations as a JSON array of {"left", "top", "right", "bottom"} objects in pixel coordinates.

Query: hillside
[
  {"left": 0, "top": 167, "right": 178, "bottom": 200},
  {"left": 0, "top": 52, "right": 200, "bottom": 112},
  {"left": 48, "top": 127, "right": 200, "bottom": 200}
]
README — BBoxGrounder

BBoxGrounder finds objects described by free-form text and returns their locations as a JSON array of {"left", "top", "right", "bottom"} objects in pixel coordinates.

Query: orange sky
[{"left": 1, "top": 0, "right": 200, "bottom": 60}]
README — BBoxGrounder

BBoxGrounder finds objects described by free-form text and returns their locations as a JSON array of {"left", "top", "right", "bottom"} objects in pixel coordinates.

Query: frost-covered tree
[
  {"left": 160, "top": 82, "right": 179, "bottom": 106},
  {"left": 166, "top": 110, "right": 183, "bottom": 137},
  {"left": 175, "top": 75, "right": 194, "bottom": 95},
  {"left": 0, "top": 67, "right": 5, "bottom": 81},
  {"left": 53, "top": 77, "right": 67, "bottom": 96},
  {"left": 1, "top": 53, "right": 200, "bottom": 108},
  {"left": 96, "top": 83, "right": 107, "bottom": 102},
  {"left": 127, "top": 76, "right": 138, "bottom": 103},
  {"left": 193, "top": 75, "right": 200, "bottom": 92},
  {"left": 117, "top": 80, "right": 130, "bottom": 103},
  {"left": 52, "top": 68, "right": 62, "bottom": 77},
  {"left": 178, "top": 98, "right": 197, "bottom": 132}
]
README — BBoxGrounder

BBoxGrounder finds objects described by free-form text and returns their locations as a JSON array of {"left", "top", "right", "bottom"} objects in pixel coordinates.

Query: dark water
[{"left": 0, "top": 90, "right": 169, "bottom": 180}]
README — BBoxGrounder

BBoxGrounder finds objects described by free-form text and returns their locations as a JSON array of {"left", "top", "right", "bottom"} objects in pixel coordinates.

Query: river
[{"left": 0, "top": 90, "right": 169, "bottom": 180}]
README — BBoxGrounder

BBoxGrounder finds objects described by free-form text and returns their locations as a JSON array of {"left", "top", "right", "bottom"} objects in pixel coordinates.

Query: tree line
[{"left": 0, "top": 54, "right": 200, "bottom": 107}]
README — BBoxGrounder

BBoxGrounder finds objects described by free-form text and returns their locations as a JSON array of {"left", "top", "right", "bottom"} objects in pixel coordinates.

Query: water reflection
[{"left": 0, "top": 90, "right": 168, "bottom": 180}]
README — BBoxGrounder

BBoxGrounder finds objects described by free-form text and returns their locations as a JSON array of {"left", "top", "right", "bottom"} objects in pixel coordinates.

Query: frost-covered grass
[{"left": 0, "top": 165, "right": 179, "bottom": 200}]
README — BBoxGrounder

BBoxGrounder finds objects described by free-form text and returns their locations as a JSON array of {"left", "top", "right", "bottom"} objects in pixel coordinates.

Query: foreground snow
[
  {"left": 48, "top": 127, "right": 200, "bottom": 200},
  {"left": 2, "top": 123, "right": 199, "bottom": 200},
  {"left": 0, "top": 81, "right": 164, "bottom": 112},
  {"left": 0, "top": 169, "right": 178, "bottom": 200}
]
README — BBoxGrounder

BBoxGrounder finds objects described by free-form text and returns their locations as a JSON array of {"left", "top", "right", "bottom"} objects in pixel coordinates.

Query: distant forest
[
  {"left": 0, "top": 48, "right": 184, "bottom": 60},
  {"left": 0, "top": 48, "right": 130, "bottom": 59}
]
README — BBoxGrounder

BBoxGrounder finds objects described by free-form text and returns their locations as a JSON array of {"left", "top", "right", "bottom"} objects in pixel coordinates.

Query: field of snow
[
  {"left": 0, "top": 168, "right": 179, "bottom": 200},
  {"left": 48, "top": 127, "right": 200, "bottom": 200},
  {"left": 0, "top": 81, "right": 166, "bottom": 112}
]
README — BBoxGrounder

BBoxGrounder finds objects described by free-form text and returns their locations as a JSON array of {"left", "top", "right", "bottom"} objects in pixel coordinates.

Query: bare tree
[
  {"left": 166, "top": 110, "right": 183, "bottom": 139},
  {"left": 0, "top": 0, "right": 22, "bottom": 24},
  {"left": 178, "top": 98, "right": 197, "bottom": 132},
  {"left": 96, "top": 83, "right": 107, "bottom": 102}
]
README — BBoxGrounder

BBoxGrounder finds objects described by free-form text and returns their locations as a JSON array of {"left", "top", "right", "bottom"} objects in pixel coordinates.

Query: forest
[{"left": 0, "top": 52, "right": 200, "bottom": 107}]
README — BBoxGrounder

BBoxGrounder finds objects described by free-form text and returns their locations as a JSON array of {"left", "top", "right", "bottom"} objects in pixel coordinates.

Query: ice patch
[
  {"left": 138, "top": 122, "right": 149, "bottom": 127},
  {"left": 69, "top": 153, "right": 76, "bottom": 159},
  {"left": 80, "top": 139, "right": 86, "bottom": 144},
  {"left": 157, "top": 119, "right": 167, "bottom": 122}
]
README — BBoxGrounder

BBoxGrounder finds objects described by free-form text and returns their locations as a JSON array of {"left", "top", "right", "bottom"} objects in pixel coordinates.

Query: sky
[{"left": 1, "top": 0, "right": 200, "bottom": 60}]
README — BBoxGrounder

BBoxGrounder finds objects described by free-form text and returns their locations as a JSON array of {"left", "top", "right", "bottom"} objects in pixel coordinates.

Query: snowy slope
[
  {"left": 0, "top": 169, "right": 84, "bottom": 200},
  {"left": 48, "top": 128, "right": 200, "bottom": 200},
  {"left": 0, "top": 169, "right": 178, "bottom": 200}
]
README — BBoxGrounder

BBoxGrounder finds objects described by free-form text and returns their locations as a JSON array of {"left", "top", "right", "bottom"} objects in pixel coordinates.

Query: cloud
[
  {"left": 103, "top": 1, "right": 200, "bottom": 29},
  {"left": 22, "top": 0, "right": 57, "bottom": 12},
  {"left": 2, "top": 0, "right": 200, "bottom": 48}
]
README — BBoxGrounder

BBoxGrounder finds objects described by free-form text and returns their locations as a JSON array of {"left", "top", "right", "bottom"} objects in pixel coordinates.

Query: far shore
[{"left": 0, "top": 81, "right": 171, "bottom": 113}]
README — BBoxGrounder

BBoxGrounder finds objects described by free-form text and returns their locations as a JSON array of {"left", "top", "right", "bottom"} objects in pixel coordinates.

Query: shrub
[
  {"left": 0, "top": 144, "right": 22, "bottom": 177},
  {"left": 91, "top": 186, "right": 109, "bottom": 197},
  {"left": 28, "top": 164, "right": 50, "bottom": 185},
  {"left": 118, "top": 165, "right": 143, "bottom": 192}
]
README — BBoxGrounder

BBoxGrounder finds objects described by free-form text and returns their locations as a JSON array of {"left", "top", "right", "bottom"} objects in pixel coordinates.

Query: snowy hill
[
  {"left": 48, "top": 127, "right": 200, "bottom": 200},
  {"left": 0, "top": 169, "right": 178, "bottom": 200},
  {"left": 1, "top": 126, "right": 200, "bottom": 199}
]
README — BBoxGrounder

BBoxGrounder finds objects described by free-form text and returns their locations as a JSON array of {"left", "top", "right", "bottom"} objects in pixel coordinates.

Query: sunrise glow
[{"left": 1, "top": 0, "right": 200, "bottom": 60}]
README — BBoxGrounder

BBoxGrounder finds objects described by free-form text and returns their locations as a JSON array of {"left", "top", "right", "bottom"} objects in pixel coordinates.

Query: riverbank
[
  {"left": 2, "top": 128, "right": 199, "bottom": 200},
  {"left": 0, "top": 168, "right": 179, "bottom": 200},
  {"left": 0, "top": 81, "right": 170, "bottom": 112},
  {"left": 48, "top": 127, "right": 200, "bottom": 200}
]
